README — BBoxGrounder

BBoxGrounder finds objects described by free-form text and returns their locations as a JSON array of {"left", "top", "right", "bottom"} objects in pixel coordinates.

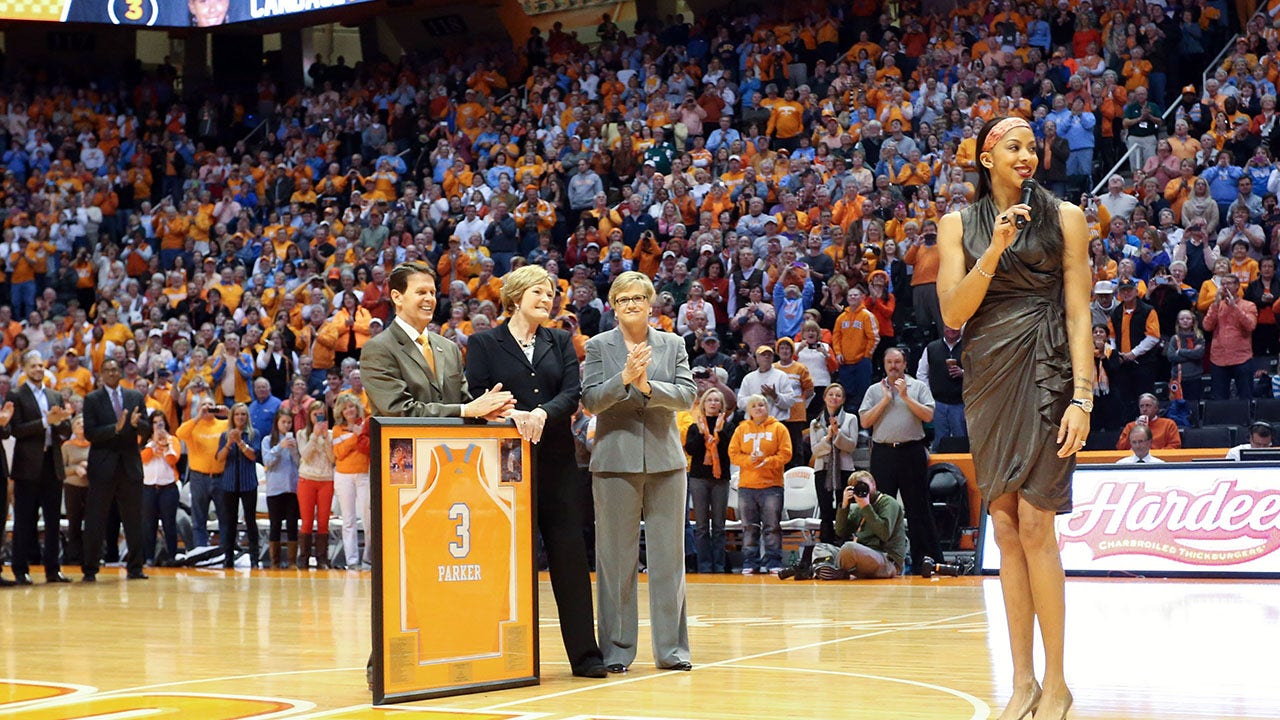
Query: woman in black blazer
[{"left": 464, "top": 265, "right": 607, "bottom": 679}]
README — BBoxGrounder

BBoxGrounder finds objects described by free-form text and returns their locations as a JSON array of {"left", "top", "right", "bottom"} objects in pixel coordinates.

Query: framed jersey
[{"left": 371, "top": 419, "right": 538, "bottom": 705}]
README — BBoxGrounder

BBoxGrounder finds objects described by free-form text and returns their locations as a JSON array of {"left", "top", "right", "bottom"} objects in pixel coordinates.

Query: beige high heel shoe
[
  {"left": 1034, "top": 690, "right": 1072, "bottom": 720},
  {"left": 1001, "top": 680, "right": 1042, "bottom": 720}
]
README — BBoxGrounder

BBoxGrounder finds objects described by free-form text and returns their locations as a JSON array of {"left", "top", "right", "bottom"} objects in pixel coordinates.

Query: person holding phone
[
  {"left": 297, "top": 402, "right": 336, "bottom": 569},
  {"left": 176, "top": 398, "right": 230, "bottom": 550},
  {"left": 139, "top": 411, "right": 181, "bottom": 567},
  {"left": 261, "top": 408, "right": 302, "bottom": 569}
]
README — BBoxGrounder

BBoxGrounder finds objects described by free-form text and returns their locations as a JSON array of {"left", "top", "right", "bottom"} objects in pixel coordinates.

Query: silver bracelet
[{"left": 974, "top": 265, "right": 995, "bottom": 279}]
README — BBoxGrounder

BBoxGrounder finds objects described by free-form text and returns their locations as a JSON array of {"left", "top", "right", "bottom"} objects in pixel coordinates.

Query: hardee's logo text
[{"left": 1059, "top": 479, "right": 1280, "bottom": 566}]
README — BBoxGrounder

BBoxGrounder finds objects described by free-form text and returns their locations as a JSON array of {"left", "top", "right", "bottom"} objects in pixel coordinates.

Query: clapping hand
[
  {"left": 0, "top": 400, "right": 14, "bottom": 427},
  {"left": 130, "top": 405, "right": 143, "bottom": 428},
  {"left": 464, "top": 383, "right": 516, "bottom": 420},
  {"left": 622, "top": 342, "right": 652, "bottom": 391},
  {"left": 894, "top": 378, "right": 908, "bottom": 398},
  {"left": 48, "top": 403, "right": 72, "bottom": 426}
]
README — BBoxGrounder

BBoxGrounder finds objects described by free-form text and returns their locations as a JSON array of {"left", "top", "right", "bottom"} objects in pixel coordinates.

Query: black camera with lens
[{"left": 851, "top": 480, "right": 871, "bottom": 498}]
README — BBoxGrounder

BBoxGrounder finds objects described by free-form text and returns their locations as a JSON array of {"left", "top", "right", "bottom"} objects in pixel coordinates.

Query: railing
[{"left": 1090, "top": 18, "right": 1251, "bottom": 196}]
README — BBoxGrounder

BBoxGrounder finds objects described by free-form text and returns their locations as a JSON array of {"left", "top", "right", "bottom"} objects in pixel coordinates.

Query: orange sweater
[
  {"left": 333, "top": 424, "right": 370, "bottom": 474},
  {"left": 832, "top": 305, "right": 878, "bottom": 365},
  {"left": 905, "top": 242, "right": 940, "bottom": 285},
  {"left": 727, "top": 416, "right": 792, "bottom": 489}
]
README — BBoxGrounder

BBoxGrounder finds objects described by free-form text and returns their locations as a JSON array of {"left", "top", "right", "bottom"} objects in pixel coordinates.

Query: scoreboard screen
[{"left": 0, "top": 0, "right": 375, "bottom": 27}]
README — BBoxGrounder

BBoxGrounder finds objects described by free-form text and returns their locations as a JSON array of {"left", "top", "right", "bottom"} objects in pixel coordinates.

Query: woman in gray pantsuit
[{"left": 581, "top": 271, "right": 698, "bottom": 673}]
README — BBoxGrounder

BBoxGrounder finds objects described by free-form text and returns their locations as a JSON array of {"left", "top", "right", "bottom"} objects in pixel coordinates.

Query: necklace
[{"left": 515, "top": 331, "right": 536, "bottom": 349}]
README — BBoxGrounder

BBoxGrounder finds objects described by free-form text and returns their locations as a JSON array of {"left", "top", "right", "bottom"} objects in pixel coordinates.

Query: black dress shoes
[
  {"left": 14, "top": 573, "right": 33, "bottom": 586},
  {"left": 662, "top": 661, "right": 693, "bottom": 672},
  {"left": 127, "top": 570, "right": 149, "bottom": 580},
  {"left": 605, "top": 663, "right": 628, "bottom": 674},
  {"left": 46, "top": 573, "right": 73, "bottom": 583},
  {"left": 0, "top": 576, "right": 15, "bottom": 587},
  {"left": 81, "top": 573, "right": 97, "bottom": 583},
  {"left": 572, "top": 663, "right": 609, "bottom": 678}
]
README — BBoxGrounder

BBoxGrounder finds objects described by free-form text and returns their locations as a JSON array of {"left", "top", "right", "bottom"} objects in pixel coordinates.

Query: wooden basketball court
[{"left": 2, "top": 569, "right": 1275, "bottom": 719}]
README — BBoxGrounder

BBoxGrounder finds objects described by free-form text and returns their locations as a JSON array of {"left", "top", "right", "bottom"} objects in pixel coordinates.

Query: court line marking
[
  {"left": 478, "top": 609, "right": 988, "bottom": 711},
  {"left": 300, "top": 706, "right": 551, "bottom": 718},
  {"left": 733, "top": 665, "right": 991, "bottom": 720},
  {"left": 0, "top": 679, "right": 98, "bottom": 712},
  {"left": 5, "top": 690, "right": 315, "bottom": 718},
  {"left": 91, "top": 667, "right": 366, "bottom": 695}
]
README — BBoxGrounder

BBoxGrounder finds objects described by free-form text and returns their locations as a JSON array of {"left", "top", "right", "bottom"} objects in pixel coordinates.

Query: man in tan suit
[
  {"left": 360, "top": 261, "right": 513, "bottom": 420},
  {"left": 358, "top": 261, "right": 513, "bottom": 692}
]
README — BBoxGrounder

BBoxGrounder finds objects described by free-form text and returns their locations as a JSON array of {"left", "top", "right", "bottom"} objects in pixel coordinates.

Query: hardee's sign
[{"left": 1060, "top": 479, "right": 1280, "bottom": 566}]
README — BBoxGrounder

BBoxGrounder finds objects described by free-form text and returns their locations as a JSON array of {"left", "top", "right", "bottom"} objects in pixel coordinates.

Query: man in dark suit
[
  {"left": 81, "top": 358, "right": 151, "bottom": 582},
  {"left": 3, "top": 351, "right": 73, "bottom": 585},
  {"left": 0, "top": 397, "right": 14, "bottom": 587},
  {"left": 358, "top": 261, "right": 514, "bottom": 690}
]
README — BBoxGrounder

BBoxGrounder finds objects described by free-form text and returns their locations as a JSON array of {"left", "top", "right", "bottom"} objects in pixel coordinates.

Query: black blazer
[
  {"left": 465, "top": 324, "right": 581, "bottom": 459},
  {"left": 2, "top": 384, "right": 71, "bottom": 482},
  {"left": 82, "top": 385, "right": 151, "bottom": 483}
]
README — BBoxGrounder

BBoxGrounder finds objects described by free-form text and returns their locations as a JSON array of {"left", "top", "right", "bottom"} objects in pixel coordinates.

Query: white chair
[
  {"left": 725, "top": 467, "right": 743, "bottom": 532},
  {"left": 781, "top": 467, "right": 819, "bottom": 539}
]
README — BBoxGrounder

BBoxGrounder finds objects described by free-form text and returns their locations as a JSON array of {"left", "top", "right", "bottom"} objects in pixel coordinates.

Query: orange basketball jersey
[{"left": 399, "top": 443, "right": 514, "bottom": 663}]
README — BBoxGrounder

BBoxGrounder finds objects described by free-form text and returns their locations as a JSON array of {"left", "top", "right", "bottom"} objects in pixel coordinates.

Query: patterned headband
[{"left": 982, "top": 117, "right": 1032, "bottom": 153}]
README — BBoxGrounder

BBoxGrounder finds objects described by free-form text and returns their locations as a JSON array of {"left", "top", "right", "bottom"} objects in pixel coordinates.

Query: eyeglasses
[{"left": 614, "top": 294, "right": 650, "bottom": 307}]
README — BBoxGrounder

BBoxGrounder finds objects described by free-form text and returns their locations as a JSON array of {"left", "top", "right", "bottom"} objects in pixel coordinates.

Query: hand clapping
[
  {"left": 622, "top": 342, "right": 652, "bottom": 392},
  {"left": 0, "top": 400, "right": 14, "bottom": 427}
]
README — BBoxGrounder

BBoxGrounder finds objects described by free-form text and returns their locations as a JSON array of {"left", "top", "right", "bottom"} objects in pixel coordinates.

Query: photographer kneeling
[{"left": 822, "top": 471, "right": 908, "bottom": 580}]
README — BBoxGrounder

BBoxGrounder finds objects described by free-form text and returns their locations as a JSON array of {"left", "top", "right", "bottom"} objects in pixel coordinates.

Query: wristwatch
[{"left": 1070, "top": 398, "right": 1094, "bottom": 413}]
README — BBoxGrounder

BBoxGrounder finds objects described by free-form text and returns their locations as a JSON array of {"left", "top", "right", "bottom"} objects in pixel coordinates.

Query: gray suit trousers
[{"left": 593, "top": 468, "right": 690, "bottom": 668}]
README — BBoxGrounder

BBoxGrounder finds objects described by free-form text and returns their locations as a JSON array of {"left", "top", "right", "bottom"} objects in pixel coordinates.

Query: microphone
[{"left": 1015, "top": 179, "right": 1035, "bottom": 229}]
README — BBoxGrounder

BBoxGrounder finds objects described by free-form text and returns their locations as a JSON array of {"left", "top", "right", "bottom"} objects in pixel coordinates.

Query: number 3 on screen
[
  {"left": 448, "top": 503, "right": 470, "bottom": 559},
  {"left": 125, "top": 0, "right": 144, "bottom": 20}
]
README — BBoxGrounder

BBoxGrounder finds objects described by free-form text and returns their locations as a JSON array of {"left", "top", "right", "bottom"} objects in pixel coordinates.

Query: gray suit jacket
[
  {"left": 581, "top": 327, "right": 697, "bottom": 474},
  {"left": 360, "top": 322, "right": 473, "bottom": 417}
]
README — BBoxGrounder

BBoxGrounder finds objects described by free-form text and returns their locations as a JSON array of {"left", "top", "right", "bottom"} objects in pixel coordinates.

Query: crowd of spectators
[{"left": 1, "top": 0, "right": 1279, "bottom": 572}]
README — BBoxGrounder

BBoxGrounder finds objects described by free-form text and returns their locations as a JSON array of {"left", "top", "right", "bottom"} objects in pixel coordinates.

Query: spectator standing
[
  {"left": 857, "top": 347, "right": 942, "bottom": 574},
  {"left": 139, "top": 412, "right": 181, "bottom": 566},
  {"left": 727, "top": 394, "right": 792, "bottom": 574},
  {"left": 736, "top": 345, "right": 797, "bottom": 421},
  {"left": 684, "top": 388, "right": 736, "bottom": 574},
  {"left": 809, "top": 384, "right": 860, "bottom": 545},
  {"left": 175, "top": 398, "right": 228, "bottom": 550},
  {"left": 261, "top": 408, "right": 301, "bottom": 569},
  {"left": 832, "top": 286, "right": 879, "bottom": 411},
  {"left": 332, "top": 392, "right": 372, "bottom": 569},
  {"left": 297, "top": 394, "right": 336, "bottom": 569},
  {"left": 918, "top": 325, "right": 967, "bottom": 451},
  {"left": 214, "top": 403, "right": 259, "bottom": 569},
  {"left": 1108, "top": 279, "right": 1161, "bottom": 415},
  {"left": 1202, "top": 274, "right": 1258, "bottom": 399}
]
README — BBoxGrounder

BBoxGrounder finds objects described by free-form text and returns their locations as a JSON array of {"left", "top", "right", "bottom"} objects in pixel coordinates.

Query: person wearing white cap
[{"left": 1089, "top": 280, "right": 1117, "bottom": 327}]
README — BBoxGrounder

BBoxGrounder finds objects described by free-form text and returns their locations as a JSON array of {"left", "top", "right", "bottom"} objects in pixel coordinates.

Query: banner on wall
[
  {"left": 370, "top": 418, "right": 538, "bottom": 705},
  {"left": 981, "top": 463, "right": 1280, "bottom": 577}
]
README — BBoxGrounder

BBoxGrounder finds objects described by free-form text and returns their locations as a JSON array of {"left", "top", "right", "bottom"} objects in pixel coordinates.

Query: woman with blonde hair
[
  {"left": 332, "top": 391, "right": 372, "bottom": 569},
  {"left": 683, "top": 387, "right": 736, "bottom": 573},
  {"left": 465, "top": 263, "right": 608, "bottom": 678},
  {"left": 297, "top": 400, "right": 336, "bottom": 569},
  {"left": 215, "top": 402, "right": 259, "bottom": 568},
  {"left": 581, "top": 270, "right": 698, "bottom": 673}
]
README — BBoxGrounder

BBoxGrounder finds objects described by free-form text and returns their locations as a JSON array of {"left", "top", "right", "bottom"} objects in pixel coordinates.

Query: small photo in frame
[
  {"left": 388, "top": 438, "right": 415, "bottom": 486},
  {"left": 500, "top": 438, "right": 522, "bottom": 483}
]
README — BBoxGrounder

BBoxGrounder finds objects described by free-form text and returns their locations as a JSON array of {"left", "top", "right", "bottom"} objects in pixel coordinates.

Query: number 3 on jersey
[{"left": 448, "top": 503, "right": 470, "bottom": 559}]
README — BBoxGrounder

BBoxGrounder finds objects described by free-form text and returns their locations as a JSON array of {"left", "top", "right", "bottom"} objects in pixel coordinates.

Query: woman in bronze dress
[{"left": 937, "top": 117, "right": 1093, "bottom": 720}]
